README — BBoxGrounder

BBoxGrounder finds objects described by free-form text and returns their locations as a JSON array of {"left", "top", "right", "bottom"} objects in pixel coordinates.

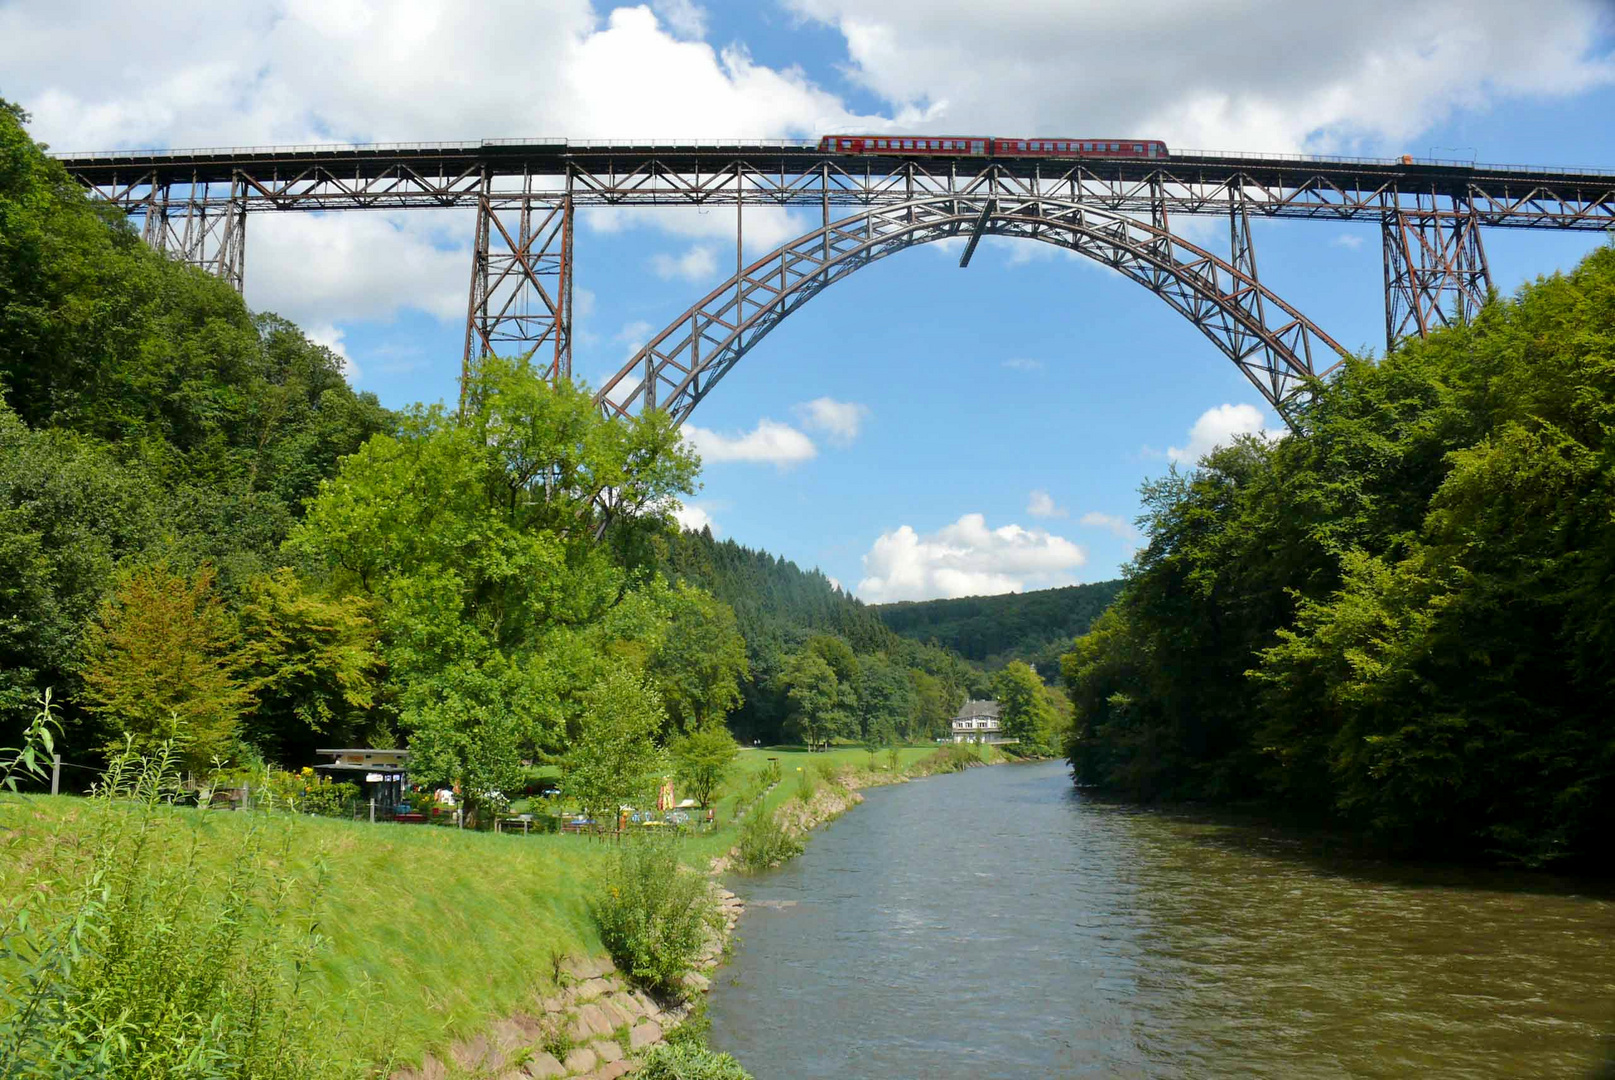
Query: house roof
[{"left": 954, "top": 699, "right": 1000, "bottom": 719}]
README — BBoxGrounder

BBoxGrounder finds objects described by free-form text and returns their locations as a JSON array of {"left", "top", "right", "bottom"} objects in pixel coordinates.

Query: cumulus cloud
[
  {"left": 1001, "top": 358, "right": 1043, "bottom": 372},
  {"left": 856, "top": 513, "right": 1087, "bottom": 603},
  {"left": 1332, "top": 233, "right": 1368, "bottom": 249},
  {"left": 650, "top": 244, "right": 720, "bottom": 282},
  {"left": 785, "top": 0, "right": 1615, "bottom": 153},
  {"left": 245, "top": 210, "right": 470, "bottom": 326},
  {"left": 671, "top": 500, "right": 721, "bottom": 535},
  {"left": 683, "top": 419, "right": 817, "bottom": 467},
  {"left": 1027, "top": 490, "right": 1066, "bottom": 518},
  {"left": 1167, "top": 403, "right": 1281, "bottom": 465},
  {"left": 617, "top": 319, "right": 655, "bottom": 358},
  {"left": 794, "top": 397, "right": 870, "bottom": 446},
  {"left": 1079, "top": 511, "right": 1138, "bottom": 541}
]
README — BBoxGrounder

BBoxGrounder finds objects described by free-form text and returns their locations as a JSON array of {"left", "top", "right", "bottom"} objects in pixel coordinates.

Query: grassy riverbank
[{"left": 0, "top": 742, "right": 999, "bottom": 1071}]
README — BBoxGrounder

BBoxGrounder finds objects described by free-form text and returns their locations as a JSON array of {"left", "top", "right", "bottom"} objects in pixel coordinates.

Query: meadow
[{"left": 0, "top": 742, "right": 997, "bottom": 1070}]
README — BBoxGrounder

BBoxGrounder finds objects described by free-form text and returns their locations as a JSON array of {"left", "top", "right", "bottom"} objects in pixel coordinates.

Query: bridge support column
[
  {"left": 1381, "top": 191, "right": 1491, "bottom": 351},
  {"left": 462, "top": 168, "right": 573, "bottom": 408},
  {"left": 141, "top": 172, "right": 247, "bottom": 292}
]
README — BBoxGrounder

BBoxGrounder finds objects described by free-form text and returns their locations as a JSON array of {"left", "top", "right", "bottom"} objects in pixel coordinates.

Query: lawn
[{"left": 0, "top": 741, "right": 987, "bottom": 1069}]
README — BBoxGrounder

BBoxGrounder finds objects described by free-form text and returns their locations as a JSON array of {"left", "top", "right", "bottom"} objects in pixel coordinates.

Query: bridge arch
[{"left": 594, "top": 196, "right": 1349, "bottom": 430}]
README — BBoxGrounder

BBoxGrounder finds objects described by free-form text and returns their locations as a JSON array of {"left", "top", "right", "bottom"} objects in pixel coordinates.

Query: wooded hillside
[{"left": 874, "top": 580, "right": 1122, "bottom": 675}]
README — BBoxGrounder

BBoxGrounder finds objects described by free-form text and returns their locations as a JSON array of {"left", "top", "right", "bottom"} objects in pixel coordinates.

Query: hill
[
  {"left": 660, "top": 527, "right": 989, "bottom": 743},
  {"left": 873, "top": 580, "right": 1124, "bottom": 676}
]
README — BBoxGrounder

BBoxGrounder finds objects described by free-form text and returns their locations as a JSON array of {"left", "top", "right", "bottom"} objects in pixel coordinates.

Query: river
[{"left": 707, "top": 760, "right": 1615, "bottom": 1079}]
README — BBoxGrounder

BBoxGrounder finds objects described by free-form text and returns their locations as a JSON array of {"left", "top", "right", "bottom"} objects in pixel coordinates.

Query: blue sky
[{"left": 5, "top": 0, "right": 1613, "bottom": 599}]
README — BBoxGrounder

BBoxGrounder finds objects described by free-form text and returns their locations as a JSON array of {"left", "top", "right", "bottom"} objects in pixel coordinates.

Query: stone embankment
[{"left": 391, "top": 881, "right": 744, "bottom": 1080}]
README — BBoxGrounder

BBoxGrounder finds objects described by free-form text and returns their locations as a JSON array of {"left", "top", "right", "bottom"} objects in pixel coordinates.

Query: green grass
[
  {"left": 1, "top": 796, "right": 604, "bottom": 1067},
  {"left": 0, "top": 741, "right": 989, "bottom": 1069}
]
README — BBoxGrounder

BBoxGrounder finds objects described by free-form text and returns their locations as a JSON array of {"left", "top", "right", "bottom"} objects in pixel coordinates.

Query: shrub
[
  {"left": 637, "top": 1042, "right": 754, "bottom": 1080},
  {"left": 590, "top": 835, "right": 713, "bottom": 996},
  {"left": 735, "top": 805, "right": 802, "bottom": 872}
]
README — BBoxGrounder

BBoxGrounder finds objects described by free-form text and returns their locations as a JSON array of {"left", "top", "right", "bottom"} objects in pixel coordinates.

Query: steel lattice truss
[
  {"left": 595, "top": 195, "right": 1348, "bottom": 428},
  {"left": 57, "top": 141, "right": 1615, "bottom": 418}
]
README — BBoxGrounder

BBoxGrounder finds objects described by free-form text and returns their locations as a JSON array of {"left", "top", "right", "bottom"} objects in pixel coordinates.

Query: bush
[
  {"left": 0, "top": 742, "right": 366, "bottom": 1079},
  {"left": 735, "top": 804, "right": 801, "bottom": 872},
  {"left": 637, "top": 1042, "right": 754, "bottom": 1080},
  {"left": 590, "top": 835, "right": 713, "bottom": 996}
]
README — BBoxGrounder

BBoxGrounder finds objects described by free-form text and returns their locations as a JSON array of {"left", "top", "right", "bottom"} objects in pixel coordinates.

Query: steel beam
[
  {"left": 462, "top": 169, "right": 572, "bottom": 405},
  {"left": 1382, "top": 189, "right": 1492, "bottom": 350},
  {"left": 596, "top": 196, "right": 1350, "bottom": 431},
  {"left": 139, "top": 173, "right": 247, "bottom": 291},
  {"left": 958, "top": 199, "right": 997, "bottom": 267}
]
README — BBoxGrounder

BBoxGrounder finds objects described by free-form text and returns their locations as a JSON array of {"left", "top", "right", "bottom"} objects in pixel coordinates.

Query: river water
[{"left": 708, "top": 760, "right": 1615, "bottom": 1079}]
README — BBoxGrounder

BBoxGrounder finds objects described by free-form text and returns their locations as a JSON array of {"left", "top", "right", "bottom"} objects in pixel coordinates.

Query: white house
[{"left": 950, "top": 700, "right": 1013, "bottom": 744}]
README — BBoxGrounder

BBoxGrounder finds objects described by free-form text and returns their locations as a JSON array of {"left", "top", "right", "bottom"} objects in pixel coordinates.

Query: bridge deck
[{"left": 54, "top": 141, "right": 1615, "bottom": 228}]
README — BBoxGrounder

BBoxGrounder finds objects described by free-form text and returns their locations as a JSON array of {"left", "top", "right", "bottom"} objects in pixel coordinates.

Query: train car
[
  {"left": 990, "top": 137, "right": 1168, "bottom": 159},
  {"left": 818, "top": 135, "right": 984, "bottom": 155},
  {"left": 816, "top": 135, "right": 1169, "bottom": 159}
]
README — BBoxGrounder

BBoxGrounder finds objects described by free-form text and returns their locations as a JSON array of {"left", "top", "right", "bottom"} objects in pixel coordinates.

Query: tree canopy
[{"left": 1063, "top": 245, "right": 1615, "bottom": 866}]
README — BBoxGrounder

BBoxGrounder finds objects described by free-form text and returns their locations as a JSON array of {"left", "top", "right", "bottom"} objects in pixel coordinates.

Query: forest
[
  {"left": 875, "top": 580, "right": 1122, "bottom": 676},
  {"left": 1062, "top": 243, "right": 1615, "bottom": 867},
  {"left": 0, "top": 101, "right": 1017, "bottom": 814}
]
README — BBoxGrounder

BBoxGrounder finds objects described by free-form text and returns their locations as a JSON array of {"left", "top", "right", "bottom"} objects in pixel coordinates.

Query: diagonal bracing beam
[{"left": 958, "top": 199, "right": 997, "bottom": 267}]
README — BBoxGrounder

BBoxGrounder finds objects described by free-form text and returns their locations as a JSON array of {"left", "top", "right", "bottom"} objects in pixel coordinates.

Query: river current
[{"left": 707, "top": 760, "right": 1615, "bottom": 1079}]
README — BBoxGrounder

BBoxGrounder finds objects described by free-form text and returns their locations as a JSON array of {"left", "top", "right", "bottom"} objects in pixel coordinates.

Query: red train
[{"left": 816, "top": 135, "right": 1169, "bottom": 159}]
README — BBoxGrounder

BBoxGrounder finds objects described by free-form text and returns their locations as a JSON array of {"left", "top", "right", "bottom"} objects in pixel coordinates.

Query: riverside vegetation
[{"left": 1063, "top": 244, "right": 1615, "bottom": 868}]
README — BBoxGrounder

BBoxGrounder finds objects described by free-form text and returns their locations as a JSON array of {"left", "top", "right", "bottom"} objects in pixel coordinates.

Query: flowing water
[{"left": 707, "top": 761, "right": 1615, "bottom": 1079}]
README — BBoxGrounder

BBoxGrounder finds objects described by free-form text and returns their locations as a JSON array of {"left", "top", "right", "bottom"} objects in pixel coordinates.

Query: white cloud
[
  {"left": 1079, "top": 511, "right": 1137, "bottom": 541},
  {"left": 1001, "top": 358, "right": 1043, "bottom": 372},
  {"left": 671, "top": 500, "right": 721, "bottom": 535},
  {"left": 794, "top": 397, "right": 869, "bottom": 446},
  {"left": 245, "top": 210, "right": 469, "bottom": 326},
  {"left": 617, "top": 319, "right": 655, "bottom": 359},
  {"left": 1027, "top": 490, "right": 1066, "bottom": 518},
  {"left": 305, "top": 322, "right": 360, "bottom": 383},
  {"left": 650, "top": 244, "right": 720, "bottom": 282},
  {"left": 856, "top": 513, "right": 1087, "bottom": 603},
  {"left": 683, "top": 419, "right": 817, "bottom": 467},
  {"left": 1167, "top": 403, "right": 1281, "bottom": 465},
  {"left": 786, "top": 0, "right": 1615, "bottom": 154},
  {"left": 1331, "top": 233, "right": 1368, "bottom": 249},
  {"left": 651, "top": 0, "right": 707, "bottom": 39},
  {"left": 826, "top": 575, "right": 843, "bottom": 592}
]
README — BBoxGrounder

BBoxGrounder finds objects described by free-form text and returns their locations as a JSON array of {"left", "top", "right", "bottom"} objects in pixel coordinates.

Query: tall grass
[{"left": 0, "top": 743, "right": 369, "bottom": 1079}]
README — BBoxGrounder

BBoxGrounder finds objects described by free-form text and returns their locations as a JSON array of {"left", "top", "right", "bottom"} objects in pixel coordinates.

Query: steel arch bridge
[
  {"left": 594, "top": 194, "right": 1347, "bottom": 428},
  {"left": 59, "top": 139, "right": 1615, "bottom": 427}
]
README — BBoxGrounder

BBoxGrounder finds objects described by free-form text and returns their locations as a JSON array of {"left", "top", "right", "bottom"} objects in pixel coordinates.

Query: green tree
[
  {"left": 855, "top": 654, "right": 915, "bottom": 744},
  {"left": 780, "top": 650, "right": 840, "bottom": 751},
  {"left": 992, "top": 661, "right": 1057, "bottom": 754},
  {"left": 79, "top": 563, "right": 253, "bottom": 773},
  {"left": 236, "top": 568, "right": 385, "bottom": 765},
  {"left": 651, "top": 583, "right": 748, "bottom": 734},
  {"left": 290, "top": 359, "right": 697, "bottom": 803},
  {"left": 565, "top": 668, "right": 669, "bottom": 823},
  {"left": 670, "top": 725, "right": 741, "bottom": 808}
]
